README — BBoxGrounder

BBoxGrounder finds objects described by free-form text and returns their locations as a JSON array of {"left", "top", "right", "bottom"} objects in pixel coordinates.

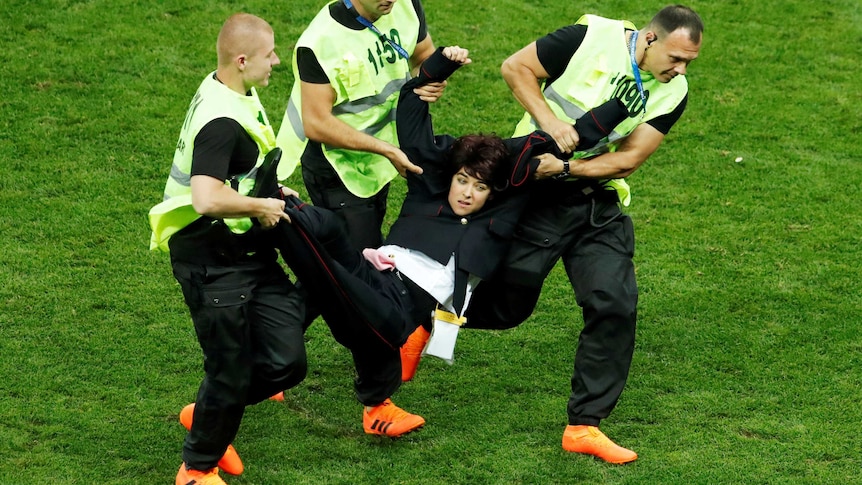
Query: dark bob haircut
[{"left": 446, "top": 134, "right": 508, "bottom": 190}]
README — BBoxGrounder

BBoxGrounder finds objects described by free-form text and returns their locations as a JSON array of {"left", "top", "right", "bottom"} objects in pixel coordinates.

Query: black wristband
[{"left": 552, "top": 159, "right": 570, "bottom": 180}]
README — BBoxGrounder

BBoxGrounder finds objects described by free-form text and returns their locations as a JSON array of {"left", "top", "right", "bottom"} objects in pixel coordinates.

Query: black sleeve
[
  {"left": 536, "top": 24, "right": 587, "bottom": 82},
  {"left": 191, "top": 118, "right": 242, "bottom": 180},
  {"left": 296, "top": 47, "right": 330, "bottom": 84},
  {"left": 413, "top": 0, "right": 428, "bottom": 43},
  {"left": 647, "top": 94, "right": 687, "bottom": 135},
  {"left": 502, "top": 131, "right": 560, "bottom": 188},
  {"left": 191, "top": 118, "right": 258, "bottom": 180},
  {"left": 397, "top": 48, "right": 460, "bottom": 169}
]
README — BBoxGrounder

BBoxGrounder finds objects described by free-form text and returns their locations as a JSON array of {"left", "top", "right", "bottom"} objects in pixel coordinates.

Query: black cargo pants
[
  {"left": 172, "top": 257, "right": 306, "bottom": 470},
  {"left": 465, "top": 187, "right": 638, "bottom": 426}
]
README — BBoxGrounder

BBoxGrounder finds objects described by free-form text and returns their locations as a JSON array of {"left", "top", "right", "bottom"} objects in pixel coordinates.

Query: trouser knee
[
  {"left": 247, "top": 354, "right": 307, "bottom": 405},
  {"left": 580, "top": 286, "right": 637, "bottom": 329},
  {"left": 268, "top": 352, "right": 308, "bottom": 391}
]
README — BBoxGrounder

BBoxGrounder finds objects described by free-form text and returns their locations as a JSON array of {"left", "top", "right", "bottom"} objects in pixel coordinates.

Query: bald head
[{"left": 217, "top": 13, "right": 273, "bottom": 68}]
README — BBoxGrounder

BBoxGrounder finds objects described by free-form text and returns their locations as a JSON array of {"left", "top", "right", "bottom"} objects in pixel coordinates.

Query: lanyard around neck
[
  {"left": 629, "top": 31, "right": 647, "bottom": 107},
  {"left": 343, "top": 0, "right": 409, "bottom": 59}
]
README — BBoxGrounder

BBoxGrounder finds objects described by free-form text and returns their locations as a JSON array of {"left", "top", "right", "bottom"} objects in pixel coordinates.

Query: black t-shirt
[
  {"left": 191, "top": 117, "right": 258, "bottom": 180},
  {"left": 297, "top": 0, "right": 428, "bottom": 84},
  {"left": 536, "top": 24, "right": 686, "bottom": 135}
]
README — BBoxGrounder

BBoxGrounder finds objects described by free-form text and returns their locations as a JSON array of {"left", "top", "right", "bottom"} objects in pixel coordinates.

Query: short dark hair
[
  {"left": 447, "top": 134, "right": 508, "bottom": 189},
  {"left": 649, "top": 5, "right": 704, "bottom": 44}
]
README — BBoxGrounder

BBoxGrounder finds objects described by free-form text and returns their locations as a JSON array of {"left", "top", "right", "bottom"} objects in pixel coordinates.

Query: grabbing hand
[
  {"left": 414, "top": 81, "right": 447, "bottom": 103},
  {"left": 543, "top": 118, "right": 580, "bottom": 154},
  {"left": 386, "top": 146, "right": 423, "bottom": 177},
  {"left": 257, "top": 197, "right": 291, "bottom": 228},
  {"left": 533, "top": 153, "right": 569, "bottom": 180},
  {"left": 279, "top": 184, "right": 300, "bottom": 199}
]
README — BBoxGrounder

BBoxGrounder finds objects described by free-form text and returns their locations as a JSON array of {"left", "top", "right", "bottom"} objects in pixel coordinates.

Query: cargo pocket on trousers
[
  {"left": 505, "top": 224, "right": 561, "bottom": 287},
  {"left": 195, "top": 285, "right": 255, "bottom": 351},
  {"left": 202, "top": 287, "right": 253, "bottom": 308}
]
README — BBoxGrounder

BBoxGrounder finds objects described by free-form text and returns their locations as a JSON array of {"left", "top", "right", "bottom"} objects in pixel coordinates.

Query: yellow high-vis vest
[
  {"left": 148, "top": 73, "right": 276, "bottom": 252},
  {"left": 513, "top": 15, "right": 689, "bottom": 206},
  {"left": 275, "top": 0, "right": 419, "bottom": 197}
]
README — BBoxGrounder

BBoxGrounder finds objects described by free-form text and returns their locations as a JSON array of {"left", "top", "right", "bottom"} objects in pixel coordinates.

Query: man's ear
[{"left": 236, "top": 54, "right": 247, "bottom": 71}]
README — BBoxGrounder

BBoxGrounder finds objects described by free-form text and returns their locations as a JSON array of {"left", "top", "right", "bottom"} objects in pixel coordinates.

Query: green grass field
[{"left": 2, "top": 0, "right": 861, "bottom": 483}]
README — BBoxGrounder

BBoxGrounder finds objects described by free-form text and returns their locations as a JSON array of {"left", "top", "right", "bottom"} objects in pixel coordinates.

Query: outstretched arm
[
  {"left": 396, "top": 47, "right": 471, "bottom": 167},
  {"left": 533, "top": 123, "right": 665, "bottom": 180},
  {"left": 300, "top": 80, "right": 422, "bottom": 177},
  {"left": 410, "top": 35, "right": 472, "bottom": 103}
]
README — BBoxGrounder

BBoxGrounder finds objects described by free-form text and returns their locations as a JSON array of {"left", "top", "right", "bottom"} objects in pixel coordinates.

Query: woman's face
[{"left": 448, "top": 169, "right": 491, "bottom": 216}]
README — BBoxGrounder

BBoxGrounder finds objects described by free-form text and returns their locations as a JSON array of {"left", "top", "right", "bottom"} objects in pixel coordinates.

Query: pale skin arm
[
  {"left": 441, "top": 45, "right": 471, "bottom": 65},
  {"left": 501, "top": 42, "right": 580, "bottom": 153},
  {"left": 532, "top": 123, "right": 666, "bottom": 180},
  {"left": 191, "top": 175, "right": 290, "bottom": 228},
  {"left": 300, "top": 81, "right": 423, "bottom": 177},
  {"left": 410, "top": 34, "right": 437, "bottom": 72}
]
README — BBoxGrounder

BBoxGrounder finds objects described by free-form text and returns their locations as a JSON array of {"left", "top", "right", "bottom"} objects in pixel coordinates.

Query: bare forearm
[
  {"left": 305, "top": 115, "right": 398, "bottom": 159},
  {"left": 300, "top": 81, "right": 420, "bottom": 176},
  {"left": 191, "top": 178, "right": 280, "bottom": 219},
  {"left": 569, "top": 151, "right": 642, "bottom": 179},
  {"left": 534, "top": 145, "right": 648, "bottom": 181},
  {"left": 302, "top": 80, "right": 398, "bottom": 158},
  {"left": 565, "top": 124, "right": 664, "bottom": 179},
  {"left": 410, "top": 34, "right": 436, "bottom": 75},
  {"left": 501, "top": 45, "right": 580, "bottom": 153}
]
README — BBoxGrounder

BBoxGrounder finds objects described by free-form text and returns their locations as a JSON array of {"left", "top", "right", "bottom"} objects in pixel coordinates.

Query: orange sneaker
[
  {"left": 400, "top": 326, "right": 431, "bottom": 382},
  {"left": 562, "top": 425, "right": 637, "bottom": 464},
  {"left": 176, "top": 463, "right": 226, "bottom": 485},
  {"left": 269, "top": 392, "right": 285, "bottom": 402},
  {"left": 179, "top": 403, "right": 244, "bottom": 475},
  {"left": 363, "top": 399, "right": 425, "bottom": 437}
]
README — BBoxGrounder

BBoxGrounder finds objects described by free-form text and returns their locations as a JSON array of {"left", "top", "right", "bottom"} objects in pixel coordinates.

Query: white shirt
[{"left": 377, "top": 244, "right": 481, "bottom": 317}]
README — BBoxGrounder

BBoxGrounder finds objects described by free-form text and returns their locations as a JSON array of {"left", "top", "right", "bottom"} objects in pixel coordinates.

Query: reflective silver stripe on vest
[
  {"left": 165, "top": 164, "right": 192, "bottom": 198},
  {"left": 535, "top": 84, "right": 626, "bottom": 154},
  {"left": 169, "top": 163, "right": 191, "bottom": 188},
  {"left": 162, "top": 164, "right": 259, "bottom": 202},
  {"left": 286, "top": 97, "right": 305, "bottom": 141},
  {"left": 545, "top": 85, "right": 588, "bottom": 123},
  {"left": 331, "top": 77, "right": 407, "bottom": 115},
  {"left": 322, "top": 108, "right": 396, "bottom": 152}
]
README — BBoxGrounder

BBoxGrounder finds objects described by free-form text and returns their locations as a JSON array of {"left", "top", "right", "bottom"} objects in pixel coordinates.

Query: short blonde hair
[{"left": 216, "top": 13, "right": 273, "bottom": 67}]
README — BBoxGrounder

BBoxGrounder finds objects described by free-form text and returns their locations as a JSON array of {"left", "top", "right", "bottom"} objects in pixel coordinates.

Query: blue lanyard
[
  {"left": 343, "top": 0, "right": 409, "bottom": 59},
  {"left": 629, "top": 31, "right": 647, "bottom": 107}
]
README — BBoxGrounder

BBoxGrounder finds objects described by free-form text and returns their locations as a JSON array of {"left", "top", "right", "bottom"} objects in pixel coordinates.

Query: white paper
[{"left": 423, "top": 319, "right": 462, "bottom": 365}]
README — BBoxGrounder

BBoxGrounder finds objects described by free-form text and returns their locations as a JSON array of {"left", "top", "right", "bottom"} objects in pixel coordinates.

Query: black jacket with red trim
[{"left": 386, "top": 48, "right": 559, "bottom": 281}]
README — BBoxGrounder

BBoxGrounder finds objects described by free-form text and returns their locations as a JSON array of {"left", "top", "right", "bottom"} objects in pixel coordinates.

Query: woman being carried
[{"left": 260, "top": 46, "right": 623, "bottom": 436}]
